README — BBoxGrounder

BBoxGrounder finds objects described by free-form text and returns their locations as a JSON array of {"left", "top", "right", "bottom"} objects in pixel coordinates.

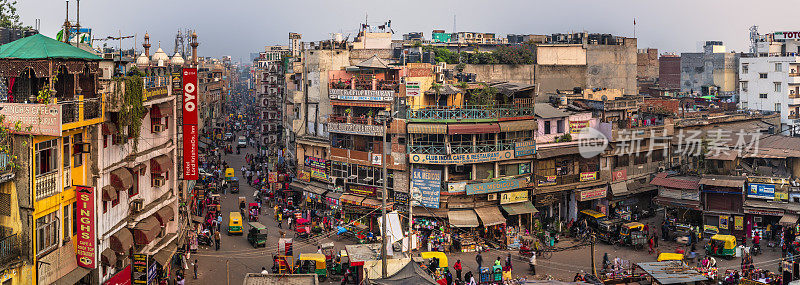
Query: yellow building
[{"left": 0, "top": 35, "right": 104, "bottom": 285}]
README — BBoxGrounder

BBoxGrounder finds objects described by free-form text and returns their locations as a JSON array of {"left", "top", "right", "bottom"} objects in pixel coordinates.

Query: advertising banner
[
  {"left": 104, "top": 264, "right": 131, "bottom": 285},
  {"left": 328, "top": 89, "right": 394, "bottom": 102},
  {"left": 76, "top": 186, "right": 95, "bottom": 268},
  {"left": 748, "top": 183, "right": 776, "bottom": 200},
  {"left": 514, "top": 141, "right": 536, "bottom": 157},
  {"left": 182, "top": 68, "right": 199, "bottom": 180},
  {"left": 612, "top": 169, "right": 627, "bottom": 182},
  {"left": 411, "top": 168, "right": 441, "bottom": 208},
  {"left": 348, "top": 185, "right": 377, "bottom": 196},
  {"left": 578, "top": 187, "right": 607, "bottom": 201},
  {"left": 448, "top": 181, "right": 467, "bottom": 193},
  {"left": 304, "top": 156, "right": 326, "bottom": 169},
  {"left": 580, "top": 171, "right": 598, "bottom": 182},
  {"left": 569, "top": 120, "right": 590, "bottom": 134},
  {"left": 298, "top": 170, "right": 311, "bottom": 182},
  {"left": 537, "top": 175, "right": 557, "bottom": 186},
  {"left": 393, "top": 191, "right": 410, "bottom": 208},
  {"left": 410, "top": 150, "right": 514, "bottom": 164},
  {"left": 500, "top": 190, "right": 529, "bottom": 204},
  {"left": 734, "top": 216, "right": 744, "bottom": 230},
  {"left": 309, "top": 168, "right": 327, "bottom": 182},
  {"left": 465, "top": 178, "right": 527, "bottom": 195},
  {"left": 774, "top": 31, "right": 800, "bottom": 40},
  {"left": 405, "top": 82, "right": 421, "bottom": 97},
  {"left": 719, "top": 215, "right": 729, "bottom": 230},
  {"left": 143, "top": 86, "right": 168, "bottom": 101},
  {"left": 132, "top": 254, "right": 148, "bottom": 285}
]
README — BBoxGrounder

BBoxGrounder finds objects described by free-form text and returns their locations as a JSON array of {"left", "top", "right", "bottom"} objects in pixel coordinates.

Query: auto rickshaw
[
  {"left": 228, "top": 212, "right": 243, "bottom": 235},
  {"left": 229, "top": 177, "right": 240, "bottom": 193},
  {"left": 247, "top": 222, "right": 268, "bottom": 248},
  {"left": 657, "top": 253, "right": 684, "bottom": 262},
  {"left": 298, "top": 253, "right": 327, "bottom": 281},
  {"left": 225, "top": 168, "right": 235, "bottom": 179},
  {"left": 579, "top": 209, "right": 608, "bottom": 231},
  {"left": 706, "top": 234, "right": 737, "bottom": 259},
  {"left": 420, "top": 251, "right": 448, "bottom": 273},
  {"left": 617, "top": 222, "right": 646, "bottom": 249},
  {"left": 597, "top": 218, "right": 624, "bottom": 243}
]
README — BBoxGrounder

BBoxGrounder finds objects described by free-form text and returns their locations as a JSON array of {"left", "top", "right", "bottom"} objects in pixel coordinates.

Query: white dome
[
  {"left": 152, "top": 48, "right": 169, "bottom": 66},
  {"left": 136, "top": 52, "right": 150, "bottom": 66},
  {"left": 170, "top": 52, "right": 185, "bottom": 66}
]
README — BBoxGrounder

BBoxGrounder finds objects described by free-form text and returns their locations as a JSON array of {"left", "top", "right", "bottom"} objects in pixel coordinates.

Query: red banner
[
  {"left": 182, "top": 68, "right": 199, "bottom": 180},
  {"left": 76, "top": 185, "right": 96, "bottom": 268}
]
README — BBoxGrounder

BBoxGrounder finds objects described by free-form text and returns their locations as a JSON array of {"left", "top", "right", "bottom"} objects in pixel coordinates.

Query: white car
[{"left": 237, "top": 136, "right": 247, "bottom": 148}]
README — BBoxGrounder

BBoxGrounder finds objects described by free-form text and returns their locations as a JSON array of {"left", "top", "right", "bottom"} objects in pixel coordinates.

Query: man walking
[
  {"left": 454, "top": 259, "right": 463, "bottom": 281},
  {"left": 476, "top": 252, "right": 483, "bottom": 269},
  {"left": 193, "top": 259, "right": 198, "bottom": 279},
  {"left": 214, "top": 231, "right": 221, "bottom": 251}
]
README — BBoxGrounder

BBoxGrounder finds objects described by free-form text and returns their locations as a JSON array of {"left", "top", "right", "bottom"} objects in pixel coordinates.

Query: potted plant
[
  {"left": 345, "top": 108, "right": 352, "bottom": 123},
  {"left": 367, "top": 110, "right": 374, "bottom": 125}
]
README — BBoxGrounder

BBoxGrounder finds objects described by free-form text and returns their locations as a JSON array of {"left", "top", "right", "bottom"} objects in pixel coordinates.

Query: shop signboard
[
  {"left": 371, "top": 153, "right": 382, "bottom": 166},
  {"left": 182, "top": 68, "right": 199, "bottom": 180},
  {"left": 268, "top": 172, "right": 278, "bottom": 183},
  {"left": 734, "top": 216, "right": 744, "bottom": 230},
  {"left": 748, "top": 183, "right": 776, "bottom": 200},
  {"left": 171, "top": 72, "right": 182, "bottom": 96},
  {"left": 405, "top": 81, "right": 421, "bottom": 97},
  {"left": 328, "top": 122, "right": 385, "bottom": 136},
  {"left": 304, "top": 156, "right": 326, "bottom": 169},
  {"left": 329, "top": 89, "right": 394, "bottom": 102},
  {"left": 76, "top": 186, "right": 96, "bottom": 268},
  {"left": 104, "top": 264, "right": 131, "bottom": 285},
  {"left": 132, "top": 254, "right": 148, "bottom": 285},
  {"left": 393, "top": 191, "right": 410, "bottom": 208},
  {"left": 298, "top": 170, "right": 311, "bottom": 182},
  {"left": 0, "top": 103, "right": 62, "bottom": 136},
  {"left": 500, "top": 190, "right": 529, "bottom": 204},
  {"left": 514, "top": 141, "right": 536, "bottom": 157},
  {"left": 578, "top": 187, "right": 607, "bottom": 201},
  {"left": 719, "top": 215, "right": 729, "bottom": 230},
  {"left": 773, "top": 31, "right": 800, "bottom": 40},
  {"left": 537, "top": 175, "right": 557, "bottom": 186},
  {"left": 612, "top": 169, "right": 627, "bottom": 182},
  {"left": 309, "top": 168, "right": 327, "bottom": 182},
  {"left": 143, "top": 86, "right": 168, "bottom": 101},
  {"left": 410, "top": 150, "right": 514, "bottom": 164},
  {"left": 348, "top": 185, "right": 376, "bottom": 196},
  {"left": 448, "top": 181, "right": 467, "bottom": 193},
  {"left": 580, "top": 171, "right": 598, "bottom": 182},
  {"left": 569, "top": 120, "right": 590, "bottom": 134},
  {"left": 411, "top": 168, "right": 441, "bottom": 208},
  {"left": 465, "top": 178, "right": 527, "bottom": 195},
  {"left": 147, "top": 261, "right": 157, "bottom": 285},
  {"left": 744, "top": 208, "right": 784, "bottom": 216}
]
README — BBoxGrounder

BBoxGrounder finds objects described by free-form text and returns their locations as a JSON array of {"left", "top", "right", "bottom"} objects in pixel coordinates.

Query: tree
[{"left": 0, "top": 0, "right": 26, "bottom": 29}]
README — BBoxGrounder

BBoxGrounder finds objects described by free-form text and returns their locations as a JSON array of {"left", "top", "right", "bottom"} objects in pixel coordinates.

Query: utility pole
[
  {"left": 381, "top": 115, "right": 389, "bottom": 278},
  {"left": 590, "top": 233, "right": 597, "bottom": 278},
  {"left": 226, "top": 260, "right": 230, "bottom": 285}
]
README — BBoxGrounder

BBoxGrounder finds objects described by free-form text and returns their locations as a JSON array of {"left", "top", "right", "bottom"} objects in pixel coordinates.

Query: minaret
[
  {"left": 190, "top": 32, "right": 199, "bottom": 66},
  {"left": 143, "top": 33, "right": 151, "bottom": 57}
]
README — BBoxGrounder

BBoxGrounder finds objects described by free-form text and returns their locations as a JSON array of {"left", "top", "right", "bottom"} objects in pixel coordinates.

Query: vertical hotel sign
[
  {"left": 76, "top": 186, "right": 96, "bottom": 268},
  {"left": 182, "top": 68, "right": 199, "bottom": 180}
]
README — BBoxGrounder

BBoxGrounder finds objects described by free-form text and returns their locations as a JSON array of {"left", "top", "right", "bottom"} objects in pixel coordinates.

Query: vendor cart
[{"left": 248, "top": 203, "right": 260, "bottom": 222}]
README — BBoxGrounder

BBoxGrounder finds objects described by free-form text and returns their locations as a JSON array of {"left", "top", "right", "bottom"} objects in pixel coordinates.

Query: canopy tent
[
  {"left": 0, "top": 34, "right": 101, "bottom": 60},
  {"left": 367, "top": 260, "right": 439, "bottom": 285}
]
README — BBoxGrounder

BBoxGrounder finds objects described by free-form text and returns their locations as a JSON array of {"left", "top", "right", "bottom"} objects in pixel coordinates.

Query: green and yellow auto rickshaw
[
  {"left": 706, "top": 234, "right": 737, "bottom": 259},
  {"left": 298, "top": 253, "right": 327, "bottom": 281},
  {"left": 246, "top": 222, "right": 268, "bottom": 248}
]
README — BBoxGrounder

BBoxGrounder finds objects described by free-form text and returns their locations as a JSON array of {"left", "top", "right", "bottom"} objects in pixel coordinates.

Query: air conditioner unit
[
  {"left": 131, "top": 199, "right": 144, "bottom": 213},
  {"left": 152, "top": 124, "right": 165, "bottom": 132},
  {"left": 487, "top": 193, "right": 498, "bottom": 201},
  {"left": 152, "top": 176, "right": 166, "bottom": 187},
  {"left": 434, "top": 65, "right": 442, "bottom": 74}
]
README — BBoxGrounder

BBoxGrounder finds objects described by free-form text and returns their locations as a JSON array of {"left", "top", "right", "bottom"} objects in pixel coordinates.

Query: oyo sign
[
  {"left": 774, "top": 31, "right": 800, "bottom": 40},
  {"left": 182, "top": 68, "right": 199, "bottom": 180},
  {"left": 182, "top": 68, "right": 198, "bottom": 125}
]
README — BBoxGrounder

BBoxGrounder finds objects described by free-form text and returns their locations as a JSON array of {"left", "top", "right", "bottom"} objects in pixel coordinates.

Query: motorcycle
[
  {"left": 198, "top": 231, "right": 213, "bottom": 246},
  {"left": 750, "top": 243, "right": 761, "bottom": 256}
]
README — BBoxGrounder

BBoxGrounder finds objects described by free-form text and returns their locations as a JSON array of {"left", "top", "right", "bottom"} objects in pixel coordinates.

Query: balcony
[
  {"left": 60, "top": 97, "right": 102, "bottom": 124},
  {"left": 35, "top": 171, "right": 58, "bottom": 200},
  {"left": 0, "top": 234, "right": 20, "bottom": 265},
  {"left": 408, "top": 143, "right": 515, "bottom": 155},
  {"left": 407, "top": 105, "right": 536, "bottom": 123}
]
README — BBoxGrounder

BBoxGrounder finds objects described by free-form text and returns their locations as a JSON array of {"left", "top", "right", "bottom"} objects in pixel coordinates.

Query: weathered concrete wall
[
  {"left": 680, "top": 51, "right": 739, "bottom": 94},
  {"left": 535, "top": 65, "right": 586, "bottom": 95},
  {"left": 462, "top": 64, "right": 536, "bottom": 84},
  {"left": 659, "top": 55, "right": 681, "bottom": 89},
  {"left": 300, "top": 49, "right": 350, "bottom": 137},
  {"left": 349, "top": 49, "right": 393, "bottom": 64},
  {"left": 586, "top": 38, "right": 638, "bottom": 95},
  {"left": 637, "top": 48, "right": 659, "bottom": 80}
]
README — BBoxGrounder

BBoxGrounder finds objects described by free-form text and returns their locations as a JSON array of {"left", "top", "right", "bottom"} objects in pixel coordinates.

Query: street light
[{"left": 376, "top": 109, "right": 393, "bottom": 278}]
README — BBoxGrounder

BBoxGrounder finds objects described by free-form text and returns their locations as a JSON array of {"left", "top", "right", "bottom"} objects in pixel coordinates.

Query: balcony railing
[
  {"left": 84, "top": 98, "right": 101, "bottom": 120},
  {"left": 407, "top": 106, "right": 535, "bottom": 122},
  {"left": 0, "top": 234, "right": 20, "bottom": 264},
  {"left": 35, "top": 171, "right": 58, "bottom": 200},
  {"left": 408, "top": 143, "right": 515, "bottom": 155}
]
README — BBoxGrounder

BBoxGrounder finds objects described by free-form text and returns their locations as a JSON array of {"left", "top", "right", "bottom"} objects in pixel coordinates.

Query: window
[
  {"left": 73, "top": 134, "right": 83, "bottom": 167},
  {"left": 103, "top": 201, "right": 107, "bottom": 213},
  {"left": 742, "top": 63, "right": 749, "bottom": 74},
  {"left": 36, "top": 211, "right": 59, "bottom": 256},
  {"left": 36, "top": 140, "right": 58, "bottom": 175},
  {"left": 63, "top": 205, "right": 71, "bottom": 242},
  {"left": 741, "top": 81, "right": 748, "bottom": 92},
  {"left": 760, "top": 73, "right": 768, "bottom": 79},
  {"left": 72, "top": 201, "right": 76, "bottom": 235},
  {"left": 775, "top": 63, "right": 782, "bottom": 72},
  {"left": 760, "top": 93, "right": 768, "bottom": 99},
  {"left": 775, "top": 82, "right": 782, "bottom": 92},
  {"left": 617, "top": 155, "right": 630, "bottom": 168},
  {"left": 62, "top": 139, "right": 70, "bottom": 169},
  {"left": 556, "top": 119, "right": 565, "bottom": 133},
  {"left": 544, "top": 121, "right": 551, "bottom": 135},
  {"left": 129, "top": 170, "right": 139, "bottom": 197},
  {"left": 776, "top": 103, "right": 782, "bottom": 112}
]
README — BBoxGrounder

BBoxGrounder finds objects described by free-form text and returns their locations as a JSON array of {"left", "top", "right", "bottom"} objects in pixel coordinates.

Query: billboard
[
  {"left": 773, "top": 31, "right": 800, "bottom": 40},
  {"left": 748, "top": 183, "right": 776, "bottom": 200},
  {"left": 132, "top": 254, "right": 148, "bottom": 285},
  {"left": 76, "top": 186, "right": 96, "bottom": 268},
  {"left": 410, "top": 168, "right": 441, "bottom": 208},
  {"left": 182, "top": 68, "right": 199, "bottom": 180},
  {"left": 514, "top": 141, "right": 536, "bottom": 157}
]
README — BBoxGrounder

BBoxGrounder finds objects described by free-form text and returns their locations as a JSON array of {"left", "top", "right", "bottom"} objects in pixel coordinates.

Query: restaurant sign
[
  {"left": 580, "top": 171, "right": 598, "bottom": 182},
  {"left": 465, "top": 178, "right": 527, "bottom": 195},
  {"left": 500, "top": 190, "right": 529, "bottom": 204},
  {"left": 132, "top": 254, "right": 148, "bottom": 285},
  {"left": 514, "top": 141, "right": 536, "bottom": 157},
  {"left": 578, "top": 187, "right": 607, "bottom": 201},
  {"left": 410, "top": 150, "right": 514, "bottom": 164},
  {"left": 328, "top": 122, "right": 385, "bottom": 136},
  {"left": 0, "top": 103, "right": 62, "bottom": 136},
  {"left": 143, "top": 86, "right": 168, "bottom": 101},
  {"left": 329, "top": 89, "right": 394, "bottom": 102},
  {"left": 76, "top": 186, "right": 96, "bottom": 268}
]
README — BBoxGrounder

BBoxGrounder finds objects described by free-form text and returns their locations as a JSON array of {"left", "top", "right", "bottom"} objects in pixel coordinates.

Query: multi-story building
[
  {"left": 680, "top": 41, "right": 739, "bottom": 96},
  {"left": 253, "top": 46, "right": 290, "bottom": 147},
  {"left": 739, "top": 32, "right": 800, "bottom": 134},
  {"left": 451, "top": 32, "right": 507, "bottom": 45},
  {"left": 658, "top": 54, "right": 681, "bottom": 90},
  {"left": 0, "top": 34, "right": 105, "bottom": 285}
]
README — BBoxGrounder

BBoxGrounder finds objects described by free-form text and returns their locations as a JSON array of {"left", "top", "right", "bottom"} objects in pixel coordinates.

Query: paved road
[{"left": 186, "top": 143, "right": 784, "bottom": 283}]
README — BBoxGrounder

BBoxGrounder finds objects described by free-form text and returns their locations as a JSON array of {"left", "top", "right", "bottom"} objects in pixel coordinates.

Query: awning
[
  {"left": 653, "top": 196, "right": 702, "bottom": 211},
  {"left": 101, "top": 248, "right": 117, "bottom": 266},
  {"left": 110, "top": 167, "right": 134, "bottom": 191},
  {"left": 110, "top": 228, "right": 133, "bottom": 254},
  {"left": 499, "top": 120, "right": 536, "bottom": 132},
  {"left": 292, "top": 182, "right": 326, "bottom": 195},
  {"left": 102, "top": 123, "right": 117, "bottom": 136},
  {"left": 102, "top": 185, "right": 118, "bottom": 201},
  {"left": 610, "top": 181, "right": 629, "bottom": 196},
  {"left": 413, "top": 207, "right": 448, "bottom": 218},
  {"left": 53, "top": 267, "right": 91, "bottom": 285},
  {"left": 361, "top": 198, "right": 382, "bottom": 208},
  {"left": 153, "top": 241, "right": 178, "bottom": 266},
  {"left": 150, "top": 155, "right": 173, "bottom": 174},
  {"left": 340, "top": 194, "right": 365, "bottom": 206},
  {"left": 150, "top": 102, "right": 172, "bottom": 118},
  {"left": 448, "top": 210, "right": 480, "bottom": 227},
  {"left": 474, "top": 206, "right": 506, "bottom": 226},
  {"left": 133, "top": 216, "right": 162, "bottom": 245},
  {"left": 502, "top": 201, "right": 538, "bottom": 215},
  {"left": 780, "top": 214, "right": 799, "bottom": 226},
  {"left": 325, "top": 192, "right": 342, "bottom": 200},
  {"left": 448, "top": 123, "right": 500, "bottom": 135},
  {"left": 154, "top": 205, "right": 174, "bottom": 225},
  {"left": 699, "top": 176, "right": 745, "bottom": 188},
  {"left": 407, "top": 123, "right": 447, "bottom": 134},
  {"left": 536, "top": 145, "right": 580, "bottom": 159}
]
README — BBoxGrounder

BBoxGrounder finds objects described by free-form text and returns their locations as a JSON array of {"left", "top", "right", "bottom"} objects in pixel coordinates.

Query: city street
[{"left": 186, "top": 142, "right": 784, "bottom": 284}]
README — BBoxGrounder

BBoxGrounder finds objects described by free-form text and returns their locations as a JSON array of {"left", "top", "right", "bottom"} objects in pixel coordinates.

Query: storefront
[
  {"left": 448, "top": 209, "right": 485, "bottom": 252},
  {"left": 474, "top": 206, "right": 507, "bottom": 248},
  {"left": 534, "top": 191, "right": 567, "bottom": 228},
  {"left": 500, "top": 189, "right": 537, "bottom": 235},
  {"left": 700, "top": 175, "right": 745, "bottom": 237},
  {"left": 651, "top": 173, "right": 702, "bottom": 225},
  {"left": 744, "top": 177, "right": 793, "bottom": 239},
  {"left": 608, "top": 180, "right": 658, "bottom": 221},
  {"left": 573, "top": 186, "right": 608, "bottom": 215}
]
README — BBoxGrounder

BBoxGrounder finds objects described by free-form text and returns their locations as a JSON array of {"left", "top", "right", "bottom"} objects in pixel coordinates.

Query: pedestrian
[
  {"left": 494, "top": 257, "right": 501, "bottom": 267},
  {"left": 505, "top": 253, "right": 513, "bottom": 272},
  {"left": 214, "top": 231, "right": 221, "bottom": 251},
  {"left": 648, "top": 235, "right": 654, "bottom": 254},
  {"left": 476, "top": 252, "right": 483, "bottom": 269},
  {"left": 261, "top": 267, "right": 268, "bottom": 274},
  {"left": 288, "top": 216, "right": 293, "bottom": 229},
  {"left": 467, "top": 271, "right": 477, "bottom": 285},
  {"left": 216, "top": 215, "right": 222, "bottom": 232},
  {"left": 193, "top": 259, "right": 198, "bottom": 279},
  {"left": 529, "top": 251, "right": 537, "bottom": 276},
  {"left": 454, "top": 259, "right": 463, "bottom": 281},
  {"left": 277, "top": 212, "right": 283, "bottom": 228},
  {"left": 653, "top": 233, "right": 659, "bottom": 248},
  {"left": 644, "top": 223, "right": 649, "bottom": 235}
]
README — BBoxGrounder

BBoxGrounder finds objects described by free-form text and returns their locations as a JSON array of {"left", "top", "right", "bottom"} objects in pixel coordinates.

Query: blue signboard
[
  {"left": 465, "top": 178, "right": 527, "bottom": 195},
  {"left": 411, "top": 169, "right": 441, "bottom": 208},
  {"left": 748, "top": 183, "right": 775, "bottom": 200},
  {"left": 515, "top": 141, "right": 536, "bottom": 157}
]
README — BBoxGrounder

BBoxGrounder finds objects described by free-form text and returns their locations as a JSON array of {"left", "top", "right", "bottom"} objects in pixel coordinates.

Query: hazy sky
[{"left": 17, "top": 0, "right": 799, "bottom": 62}]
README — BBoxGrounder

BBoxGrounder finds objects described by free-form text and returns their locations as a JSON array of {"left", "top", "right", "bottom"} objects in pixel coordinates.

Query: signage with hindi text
[
  {"left": 578, "top": 187, "right": 607, "bottom": 201},
  {"left": 500, "top": 190, "right": 529, "bottom": 204}
]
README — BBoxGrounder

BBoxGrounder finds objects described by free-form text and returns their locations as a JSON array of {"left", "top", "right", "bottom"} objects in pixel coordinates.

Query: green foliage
[
  {"left": 556, "top": 133, "right": 572, "bottom": 143},
  {"left": 0, "top": 0, "right": 26, "bottom": 29},
  {"left": 423, "top": 41, "right": 537, "bottom": 65},
  {"left": 36, "top": 70, "right": 59, "bottom": 104},
  {"left": 466, "top": 83, "right": 498, "bottom": 106},
  {"left": 113, "top": 74, "right": 146, "bottom": 151}
]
